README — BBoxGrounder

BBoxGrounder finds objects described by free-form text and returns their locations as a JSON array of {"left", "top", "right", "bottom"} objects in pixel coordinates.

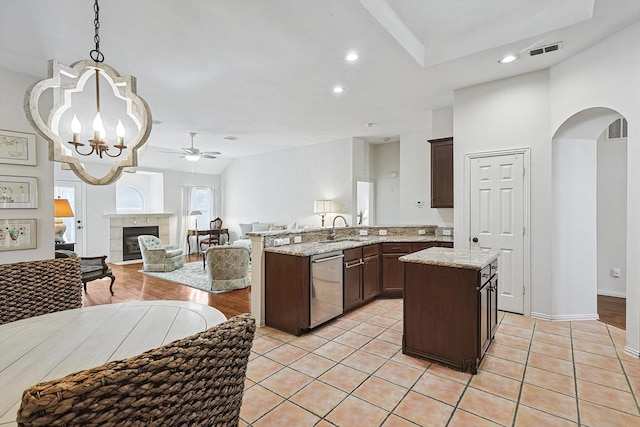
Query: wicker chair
[
  {"left": 16, "top": 313, "right": 256, "bottom": 426},
  {"left": 0, "top": 257, "right": 82, "bottom": 325}
]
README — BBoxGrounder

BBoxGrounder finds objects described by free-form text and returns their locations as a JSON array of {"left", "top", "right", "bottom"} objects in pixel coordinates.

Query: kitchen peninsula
[
  {"left": 400, "top": 248, "right": 499, "bottom": 374},
  {"left": 261, "top": 226, "right": 453, "bottom": 336}
]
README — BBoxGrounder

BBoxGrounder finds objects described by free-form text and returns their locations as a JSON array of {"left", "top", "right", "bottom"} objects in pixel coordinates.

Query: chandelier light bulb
[
  {"left": 70, "top": 114, "right": 81, "bottom": 142},
  {"left": 116, "top": 120, "right": 126, "bottom": 145},
  {"left": 93, "top": 112, "right": 106, "bottom": 139}
]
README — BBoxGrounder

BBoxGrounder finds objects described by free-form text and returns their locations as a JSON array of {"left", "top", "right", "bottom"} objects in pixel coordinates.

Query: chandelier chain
[{"left": 89, "top": 0, "right": 104, "bottom": 62}]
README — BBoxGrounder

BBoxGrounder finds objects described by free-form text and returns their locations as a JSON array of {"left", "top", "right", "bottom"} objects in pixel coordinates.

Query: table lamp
[
  {"left": 54, "top": 198, "right": 74, "bottom": 243},
  {"left": 189, "top": 210, "right": 203, "bottom": 229},
  {"left": 313, "top": 200, "right": 334, "bottom": 227}
]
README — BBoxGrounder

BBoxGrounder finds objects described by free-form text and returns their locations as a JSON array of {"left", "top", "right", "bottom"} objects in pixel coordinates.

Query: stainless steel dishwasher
[{"left": 310, "top": 251, "right": 344, "bottom": 328}]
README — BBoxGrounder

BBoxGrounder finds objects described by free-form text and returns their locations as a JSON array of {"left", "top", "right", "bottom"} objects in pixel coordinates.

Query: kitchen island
[{"left": 399, "top": 248, "right": 499, "bottom": 374}]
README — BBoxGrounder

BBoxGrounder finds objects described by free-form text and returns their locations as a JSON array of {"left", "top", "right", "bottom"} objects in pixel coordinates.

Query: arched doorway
[{"left": 552, "top": 107, "right": 627, "bottom": 328}]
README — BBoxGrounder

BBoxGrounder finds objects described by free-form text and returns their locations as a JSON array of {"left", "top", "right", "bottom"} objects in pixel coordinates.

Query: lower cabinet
[
  {"left": 381, "top": 243, "right": 411, "bottom": 297},
  {"left": 403, "top": 259, "right": 498, "bottom": 373},
  {"left": 344, "top": 245, "right": 381, "bottom": 311}
]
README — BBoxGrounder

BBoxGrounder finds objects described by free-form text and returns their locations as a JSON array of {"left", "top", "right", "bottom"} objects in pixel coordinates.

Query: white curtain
[{"left": 181, "top": 185, "right": 194, "bottom": 254}]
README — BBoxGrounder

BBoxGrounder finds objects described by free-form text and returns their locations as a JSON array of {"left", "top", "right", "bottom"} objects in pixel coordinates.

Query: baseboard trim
[
  {"left": 531, "top": 312, "right": 599, "bottom": 322},
  {"left": 597, "top": 290, "right": 626, "bottom": 298},
  {"left": 113, "top": 260, "right": 144, "bottom": 266},
  {"left": 624, "top": 346, "right": 640, "bottom": 359}
]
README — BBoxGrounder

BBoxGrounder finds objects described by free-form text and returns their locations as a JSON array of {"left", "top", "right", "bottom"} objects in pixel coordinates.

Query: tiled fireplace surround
[{"left": 108, "top": 214, "right": 171, "bottom": 263}]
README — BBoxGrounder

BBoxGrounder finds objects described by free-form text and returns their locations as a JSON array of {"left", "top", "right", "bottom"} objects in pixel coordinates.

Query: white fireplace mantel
[{"left": 109, "top": 213, "right": 173, "bottom": 263}]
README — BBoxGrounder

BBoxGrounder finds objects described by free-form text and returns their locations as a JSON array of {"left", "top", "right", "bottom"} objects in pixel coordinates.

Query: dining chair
[
  {"left": 199, "top": 217, "right": 223, "bottom": 251},
  {"left": 0, "top": 257, "right": 82, "bottom": 325},
  {"left": 16, "top": 313, "right": 256, "bottom": 426}
]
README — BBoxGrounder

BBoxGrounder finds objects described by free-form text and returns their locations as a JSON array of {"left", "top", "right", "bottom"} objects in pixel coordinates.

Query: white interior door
[
  {"left": 470, "top": 153, "right": 525, "bottom": 314},
  {"left": 54, "top": 181, "right": 85, "bottom": 255}
]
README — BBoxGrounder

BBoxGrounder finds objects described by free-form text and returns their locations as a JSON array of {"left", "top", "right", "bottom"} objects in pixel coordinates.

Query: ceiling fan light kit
[{"left": 24, "top": 0, "right": 152, "bottom": 185}]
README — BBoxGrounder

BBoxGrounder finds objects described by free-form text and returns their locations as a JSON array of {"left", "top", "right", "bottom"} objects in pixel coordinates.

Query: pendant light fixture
[{"left": 25, "top": 0, "right": 152, "bottom": 185}]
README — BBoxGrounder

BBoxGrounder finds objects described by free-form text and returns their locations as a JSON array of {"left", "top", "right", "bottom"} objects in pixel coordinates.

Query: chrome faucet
[{"left": 329, "top": 215, "right": 349, "bottom": 240}]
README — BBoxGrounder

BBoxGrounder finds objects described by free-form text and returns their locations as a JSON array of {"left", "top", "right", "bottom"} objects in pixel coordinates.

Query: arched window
[{"left": 116, "top": 185, "right": 145, "bottom": 212}]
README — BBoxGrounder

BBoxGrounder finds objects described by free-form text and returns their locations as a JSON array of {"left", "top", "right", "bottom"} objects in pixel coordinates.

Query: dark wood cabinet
[
  {"left": 344, "top": 247, "right": 363, "bottom": 311},
  {"left": 429, "top": 137, "right": 453, "bottom": 208},
  {"left": 381, "top": 243, "right": 411, "bottom": 297},
  {"left": 344, "top": 245, "right": 381, "bottom": 311},
  {"left": 265, "top": 252, "right": 310, "bottom": 335},
  {"left": 362, "top": 245, "right": 381, "bottom": 301},
  {"left": 403, "top": 258, "right": 498, "bottom": 373}
]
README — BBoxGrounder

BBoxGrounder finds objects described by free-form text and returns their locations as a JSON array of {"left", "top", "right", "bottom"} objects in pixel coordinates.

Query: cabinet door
[
  {"left": 429, "top": 137, "right": 453, "bottom": 208},
  {"left": 382, "top": 253, "right": 406, "bottom": 296},
  {"left": 362, "top": 254, "right": 380, "bottom": 300},
  {"left": 490, "top": 275, "right": 499, "bottom": 338},
  {"left": 344, "top": 258, "right": 362, "bottom": 310},
  {"left": 479, "top": 282, "right": 490, "bottom": 357}
]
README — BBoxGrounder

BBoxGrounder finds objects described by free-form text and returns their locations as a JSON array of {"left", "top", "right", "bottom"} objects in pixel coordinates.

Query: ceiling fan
[{"left": 161, "top": 132, "right": 221, "bottom": 162}]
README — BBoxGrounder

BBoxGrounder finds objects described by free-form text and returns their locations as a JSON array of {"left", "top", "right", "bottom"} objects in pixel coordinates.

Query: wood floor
[
  {"left": 83, "top": 255, "right": 250, "bottom": 319},
  {"left": 85, "top": 256, "right": 626, "bottom": 330}
]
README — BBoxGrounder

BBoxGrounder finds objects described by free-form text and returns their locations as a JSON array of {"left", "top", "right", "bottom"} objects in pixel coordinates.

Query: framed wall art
[
  {"left": 0, "top": 176, "right": 38, "bottom": 209},
  {"left": 0, "top": 130, "right": 37, "bottom": 166},
  {"left": 0, "top": 219, "right": 37, "bottom": 251}
]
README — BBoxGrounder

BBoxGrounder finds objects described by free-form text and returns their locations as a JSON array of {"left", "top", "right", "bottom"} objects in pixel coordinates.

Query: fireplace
[{"left": 123, "top": 226, "right": 159, "bottom": 261}]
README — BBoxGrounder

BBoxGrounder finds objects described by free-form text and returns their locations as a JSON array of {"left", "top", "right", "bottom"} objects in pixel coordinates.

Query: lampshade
[
  {"left": 313, "top": 200, "right": 334, "bottom": 214},
  {"left": 189, "top": 210, "right": 203, "bottom": 216},
  {"left": 54, "top": 199, "right": 74, "bottom": 217}
]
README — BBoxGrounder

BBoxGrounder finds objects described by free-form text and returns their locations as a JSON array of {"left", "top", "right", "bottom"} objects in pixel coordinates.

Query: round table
[{"left": 0, "top": 301, "right": 226, "bottom": 426}]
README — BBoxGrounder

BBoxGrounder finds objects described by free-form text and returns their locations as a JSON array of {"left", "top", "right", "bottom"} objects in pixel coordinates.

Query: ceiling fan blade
[
  {"left": 182, "top": 147, "right": 199, "bottom": 154},
  {"left": 201, "top": 151, "right": 221, "bottom": 156},
  {"left": 201, "top": 154, "right": 218, "bottom": 159},
  {"left": 159, "top": 150, "right": 184, "bottom": 154}
]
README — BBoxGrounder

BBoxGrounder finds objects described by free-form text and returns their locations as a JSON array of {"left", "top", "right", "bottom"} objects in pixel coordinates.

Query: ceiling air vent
[{"left": 529, "top": 42, "right": 562, "bottom": 57}]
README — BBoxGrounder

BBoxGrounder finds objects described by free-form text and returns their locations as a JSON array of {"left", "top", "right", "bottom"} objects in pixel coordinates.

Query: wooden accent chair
[
  {"left": 0, "top": 258, "right": 82, "bottom": 325},
  {"left": 55, "top": 250, "right": 115, "bottom": 295},
  {"left": 199, "top": 217, "right": 223, "bottom": 251},
  {"left": 16, "top": 313, "right": 256, "bottom": 427}
]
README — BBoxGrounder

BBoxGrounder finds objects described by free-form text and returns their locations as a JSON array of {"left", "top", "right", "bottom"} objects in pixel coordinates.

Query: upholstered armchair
[
  {"left": 138, "top": 235, "right": 184, "bottom": 272},
  {"left": 205, "top": 245, "right": 251, "bottom": 293}
]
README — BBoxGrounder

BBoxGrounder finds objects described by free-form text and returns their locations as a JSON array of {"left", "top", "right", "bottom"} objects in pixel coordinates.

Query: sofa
[{"left": 138, "top": 235, "right": 184, "bottom": 272}]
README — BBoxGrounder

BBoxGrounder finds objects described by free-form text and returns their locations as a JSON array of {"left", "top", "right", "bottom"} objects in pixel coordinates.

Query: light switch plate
[
  {"left": 418, "top": 229, "right": 426, "bottom": 235},
  {"left": 294, "top": 236, "right": 302, "bottom": 243},
  {"left": 378, "top": 229, "right": 387, "bottom": 236},
  {"left": 359, "top": 229, "right": 368, "bottom": 236},
  {"left": 282, "top": 237, "right": 290, "bottom": 244},
  {"left": 442, "top": 229, "right": 452, "bottom": 236}
]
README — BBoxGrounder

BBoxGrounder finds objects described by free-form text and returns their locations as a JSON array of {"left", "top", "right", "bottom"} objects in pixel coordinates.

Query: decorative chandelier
[{"left": 25, "top": 0, "right": 152, "bottom": 185}]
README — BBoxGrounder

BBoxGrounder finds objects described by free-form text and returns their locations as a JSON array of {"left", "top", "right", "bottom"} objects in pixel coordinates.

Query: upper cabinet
[{"left": 428, "top": 137, "right": 453, "bottom": 208}]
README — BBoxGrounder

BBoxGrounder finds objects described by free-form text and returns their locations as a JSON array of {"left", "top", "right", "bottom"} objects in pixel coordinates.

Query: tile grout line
[
  {"left": 508, "top": 314, "right": 535, "bottom": 427},
  {"left": 606, "top": 323, "right": 640, "bottom": 416}
]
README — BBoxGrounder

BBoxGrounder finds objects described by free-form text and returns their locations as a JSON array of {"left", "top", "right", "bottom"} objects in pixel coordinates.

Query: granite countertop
[
  {"left": 264, "top": 235, "right": 454, "bottom": 257},
  {"left": 399, "top": 247, "right": 498, "bottom": 270}
]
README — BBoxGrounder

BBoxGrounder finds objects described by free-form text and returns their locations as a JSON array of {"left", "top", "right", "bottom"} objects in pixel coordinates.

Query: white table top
[{"left": 0, "top": 300, "right": 226, "bottom": 426}]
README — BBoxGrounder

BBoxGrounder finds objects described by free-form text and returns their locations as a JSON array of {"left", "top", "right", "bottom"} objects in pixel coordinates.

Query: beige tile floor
[{"left": 240, "top": 299, "right": 640, "bottom": 426}]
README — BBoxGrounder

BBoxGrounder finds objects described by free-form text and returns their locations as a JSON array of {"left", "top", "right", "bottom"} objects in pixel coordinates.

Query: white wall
[
  {"left": 597, "top": 135, "right": 627, "bottom": 297},
  {"left": 373, "top": 142, "right": 400, "bottom": 225},
  {"left": 550, "top": 21, "right": 639, "bottom": 355},
  {"left": 454, "top": 70, "right": 552, "bottom": 317},
  {"left": 0, "top": 69, "right": 54, "bottom": 263},
  {"left": 222, "top": 138, "right": 353, "bottom": 240},
  {"left": 551, "top": 139, "right": 597, "bottom": 318},
  {"left": 398, "top": 128, "right": 454, "bottom": 226}
]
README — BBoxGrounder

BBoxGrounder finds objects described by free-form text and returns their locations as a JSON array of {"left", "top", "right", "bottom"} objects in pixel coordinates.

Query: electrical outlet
[
  {"left": 359, "top": 229, "right": 368, "bottom": 236},
  {"left": 378, "top": 229, "right": 387, "bottom": 236},
  {"left": 418, "top": 229, "right": 426, "bottom": 235},
  {"left": 294, "top": 236, "right": 302, "bottom": 243},
  {"left": 442, "top": 229, "right": 452, "bottom": 236},
  {"left": 612, "top": 268, "right": 621, "bottom": 278},
  {"left": 282, "top": 237, "right": 290, "bottom": 244}
]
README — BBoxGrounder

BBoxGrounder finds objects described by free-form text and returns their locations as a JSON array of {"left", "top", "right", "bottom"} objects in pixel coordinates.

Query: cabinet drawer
[
  {"left": 363, "top": 244, "right": 380, "bottom": 257},
  {"left": 438, "top": 242, "right": 454, "bottom": 248},
  {"left": 382, "top": 243, "right": 411, "bottom": 253},
  {"left": 343, "top": 247, "right": 362, "bottom": 262},
  {"left": 480, "top": 264, "right": 491, "bottom": 285}
]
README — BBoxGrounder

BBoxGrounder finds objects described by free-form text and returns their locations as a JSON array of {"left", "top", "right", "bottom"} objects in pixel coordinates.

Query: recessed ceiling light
[
  {"left": 333, "top": 86, "right": 345, "bottom": 94},
  {"left": 346, "top": 52, "right": 359, "bottom": 62},
  {"left": 499, "top": 54, "right": 518, "bottom": 64}
]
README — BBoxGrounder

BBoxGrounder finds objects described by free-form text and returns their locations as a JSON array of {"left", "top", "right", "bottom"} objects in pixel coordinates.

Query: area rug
[{"left": 141, "top": 261, "right": 251, "bottom": 294}]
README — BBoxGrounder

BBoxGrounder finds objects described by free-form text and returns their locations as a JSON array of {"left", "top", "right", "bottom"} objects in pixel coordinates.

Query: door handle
[{"left": 472, "top": 237, "right": 478, "bottom": 243}]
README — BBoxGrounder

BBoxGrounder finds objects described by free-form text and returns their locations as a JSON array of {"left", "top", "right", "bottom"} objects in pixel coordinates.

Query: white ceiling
[{"left": 1, "top": 0, "right": 639, "bottom": 175}]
